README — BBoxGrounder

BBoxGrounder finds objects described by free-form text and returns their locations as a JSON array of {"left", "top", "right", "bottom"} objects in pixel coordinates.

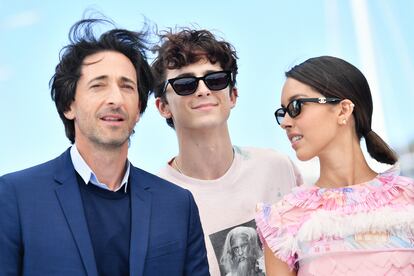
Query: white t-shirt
[{"left": 158, "top": 146, "right": 303, "bottom": 276}]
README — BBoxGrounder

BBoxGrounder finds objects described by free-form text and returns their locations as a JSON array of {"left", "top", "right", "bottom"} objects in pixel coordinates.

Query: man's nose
[
  {"left": 106, "top": 84, "right": 124, "bottom": 105},
  {"left": 194, "top": 80, "right": 211, "bottom": 97},
  {"left": 234, "top": 248, "right": 243, "bottom": 256}
]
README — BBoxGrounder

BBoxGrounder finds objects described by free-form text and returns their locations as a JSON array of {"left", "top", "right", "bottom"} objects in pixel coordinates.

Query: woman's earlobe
[{"left": 337, "top": 100, "right": 355, "bottom": 125}]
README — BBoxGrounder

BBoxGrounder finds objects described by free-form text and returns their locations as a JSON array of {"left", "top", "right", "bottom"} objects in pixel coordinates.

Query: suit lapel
[
  {"left": 54, "top": 149, "right": 98, "bottom": 276},
  {"left": 129, "top": 167, "right": 152, "bottom": 276}
]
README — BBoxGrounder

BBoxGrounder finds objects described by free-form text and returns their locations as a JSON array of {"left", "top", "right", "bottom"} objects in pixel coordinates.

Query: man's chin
[
  {"left": 236, "top": 257, "right": 247, "bottom": 263},
  {"left": 91, "top": 135, "right": 130, "bottom": 149},
  {"left": 232, "top": 257, "right": 256, "bottom": 275}
]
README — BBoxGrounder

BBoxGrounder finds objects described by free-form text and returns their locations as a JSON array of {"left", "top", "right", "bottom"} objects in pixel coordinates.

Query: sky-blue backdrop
[{"left": 1, "top": 0, "right": 413, "bottom": 180}]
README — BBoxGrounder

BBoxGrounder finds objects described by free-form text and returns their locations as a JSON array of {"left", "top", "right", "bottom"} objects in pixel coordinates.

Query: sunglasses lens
[
  {"left": 171, "top": 78, "right": 198, "bottom": 95},
  {"left": 275, "top": 109, "right": 285, "bottom": 125},
  {"left": 287, "top": 100, "right": 301, "bottom": 117},
  {"left": 204, "top": 72, "right": 230, "bottom": 91},
  {"left": 168, "top": 71, "right": 231, "bottom": 96}
]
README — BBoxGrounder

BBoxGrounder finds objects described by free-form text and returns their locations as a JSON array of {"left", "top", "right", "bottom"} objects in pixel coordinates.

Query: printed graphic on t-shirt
[{"left": 209, "top": 220, "right": 265, "bottom": 276}]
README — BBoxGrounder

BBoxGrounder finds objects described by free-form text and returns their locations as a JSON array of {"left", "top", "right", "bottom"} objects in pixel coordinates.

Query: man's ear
[
  {"left": 64, "top": 105, "right": 75, "bottom": 120},
  {"left": 229, "top": 87, "right": 238, "bottom": 109},
  {"left": 155, "top": 97, "right": 172, "bottom": 119},
  {"left": 337, "top": 99, "right": 355, "bottom": 125}
]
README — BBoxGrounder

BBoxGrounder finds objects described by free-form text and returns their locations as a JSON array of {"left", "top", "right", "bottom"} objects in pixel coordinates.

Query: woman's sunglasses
[
  {"left": 275, "top": 97, "right": 342, "bottom": 125},
  {"left": 163, "top": 71, "right": 233, "bottom": 96}
]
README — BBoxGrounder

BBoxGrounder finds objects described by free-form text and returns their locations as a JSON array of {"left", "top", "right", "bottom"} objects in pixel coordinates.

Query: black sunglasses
[
  {"left": 275, "top": 97, "right": 342, "bottom": 125},
  {"left": 163, "top": 71, "right": 233, "bottom": 96}
]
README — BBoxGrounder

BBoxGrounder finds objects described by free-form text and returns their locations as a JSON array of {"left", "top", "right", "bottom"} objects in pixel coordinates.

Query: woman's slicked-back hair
[
  {"left": 286, "top": 56, "right": 397, "bottom": 164},
  {"left": 50, "top": 18, "right": 154, "bottom": 143}
]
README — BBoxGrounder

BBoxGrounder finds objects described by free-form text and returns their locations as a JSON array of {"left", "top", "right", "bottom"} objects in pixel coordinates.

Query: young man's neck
[
  {"left": 75, "top": 141, "right": 129, "bottom": 191},
  {"left": 174, "top": 127, "right": 234, "bottom": 180}
]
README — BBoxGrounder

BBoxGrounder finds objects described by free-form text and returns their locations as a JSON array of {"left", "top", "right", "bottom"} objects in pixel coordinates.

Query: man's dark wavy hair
[{"left": 50, "top": 18, "right": 154, "bottom": 143}]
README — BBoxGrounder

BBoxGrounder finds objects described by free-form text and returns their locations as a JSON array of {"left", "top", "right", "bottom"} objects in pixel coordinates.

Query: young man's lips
[{"left": 192, "top": 103, "right": 217, "bottom": 109}]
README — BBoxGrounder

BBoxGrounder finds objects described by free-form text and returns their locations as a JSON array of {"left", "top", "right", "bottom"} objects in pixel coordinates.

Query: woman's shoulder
[
  {"left": 256, "top": 188, "right": 313, "bottom": 221},
  {"left": 255, "top": 188, "right": 318, "bottom": 269},
  {"left": 255, "top": 185, "right": 321, "bottom": 223},
  {"left": 378, "top": 163, "right": 414, "bottom": 190},
  {"left": 281, "top": 165, "right": 414, "bottom": 213}
]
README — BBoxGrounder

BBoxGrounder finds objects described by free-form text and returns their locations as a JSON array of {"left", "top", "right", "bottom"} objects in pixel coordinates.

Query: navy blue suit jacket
[{"left": 0, "top": 149, "right": 209, "bottom": 275}]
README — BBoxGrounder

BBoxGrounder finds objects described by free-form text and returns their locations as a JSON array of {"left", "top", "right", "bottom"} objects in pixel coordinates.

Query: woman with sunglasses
[{"left": 255, "top": 56, "right": 414, "bottom": 275}]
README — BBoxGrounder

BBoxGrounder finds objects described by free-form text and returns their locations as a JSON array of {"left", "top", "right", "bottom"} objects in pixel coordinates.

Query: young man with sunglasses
[{"left": 152, "top": 28, "right": 303, "bottom": 275}]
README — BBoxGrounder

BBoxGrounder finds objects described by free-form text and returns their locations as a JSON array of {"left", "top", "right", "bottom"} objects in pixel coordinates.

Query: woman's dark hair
[
  {"left": 151, "top": 28, "right": 238, "bottom": 128},
  {"left": 286, "top": 56, "right": 397, "bottom": 165},
  {"left": 50, "top": 18, "right": 154, "bottom": 143}
]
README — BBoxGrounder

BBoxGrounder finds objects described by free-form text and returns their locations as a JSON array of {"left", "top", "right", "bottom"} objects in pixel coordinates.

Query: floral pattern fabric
[{"left": 256, "top": 165, "right": 414, "bottom": 275}]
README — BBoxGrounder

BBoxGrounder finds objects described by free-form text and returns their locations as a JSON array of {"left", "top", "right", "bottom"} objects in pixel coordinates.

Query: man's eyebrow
[
  {"left": 173, "top": 72, "right": 194, "bottom": 79},
  {"left": 172, "top": 70, "right": 221, "bottom": 79},
  {"left": 86, "top": 75, "right": 137, "bottom": 86},
  {"left": 120, "top": 76, "right": 137, "bottom": 86},
  {"left": 203, "top": 69, "right": 218, "bottom": 75},
  {"left": 87, "top": 75, "right": 107, "bottom": 85}
]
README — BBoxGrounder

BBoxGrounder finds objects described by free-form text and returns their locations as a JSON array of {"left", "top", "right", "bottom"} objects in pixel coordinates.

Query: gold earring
[{"left": 342, "top": 119, "right": 347, "bottom": 125}]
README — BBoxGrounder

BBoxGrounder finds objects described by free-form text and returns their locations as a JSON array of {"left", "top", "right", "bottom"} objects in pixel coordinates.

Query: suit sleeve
[
  {"left": 0, "top": 176, "right": 23, "bottom": 275},
  {"left": 184, "top": 191, "right": 210, "bottom": 276}
]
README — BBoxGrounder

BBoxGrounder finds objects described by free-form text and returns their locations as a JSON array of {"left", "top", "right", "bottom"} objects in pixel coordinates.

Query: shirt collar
[{"left": 70, "top": 145, "right": 130, "bottom": 193}]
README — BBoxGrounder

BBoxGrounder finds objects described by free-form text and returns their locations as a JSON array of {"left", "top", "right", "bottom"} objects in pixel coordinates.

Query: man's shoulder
[
  {"left": 235, "top": 146, "right": 291, "bottom": 164},
  {"left": 1, "top": 150, "right": 69, "bottom": 183},
  {"left": 156, "top": 163, "right": 178, "bottom": 181},
  {"left": 0, "top": 150, "right": 71, "bottom": 195},
  {"left": 130, "top": 165, "right": 191, "bottom": 195}
]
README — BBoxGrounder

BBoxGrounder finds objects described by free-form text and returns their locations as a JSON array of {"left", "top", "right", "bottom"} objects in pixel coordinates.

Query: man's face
[
  {"left": 64, "top": 51, "right": 140, "bottom": 149},
  {"left": 156, "top": 59, "right": 237, "bottom": 131},
  {"left": 231, "top": 235, "right": 250, "bottom": 263}
]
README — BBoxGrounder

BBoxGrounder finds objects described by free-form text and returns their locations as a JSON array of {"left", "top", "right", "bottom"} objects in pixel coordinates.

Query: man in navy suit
[{"left": 0, "top": 18, "right": 209, "bottom": 276}]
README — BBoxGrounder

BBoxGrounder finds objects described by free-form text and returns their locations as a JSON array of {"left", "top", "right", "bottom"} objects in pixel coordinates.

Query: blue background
[{"left": 1, "top": 0, "right": 413, "bottom": 180}]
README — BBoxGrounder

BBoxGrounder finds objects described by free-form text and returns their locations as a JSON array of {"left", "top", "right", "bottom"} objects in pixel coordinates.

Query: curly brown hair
[{"left": 151, "top": 28, "right": 238, "bottom": 128}]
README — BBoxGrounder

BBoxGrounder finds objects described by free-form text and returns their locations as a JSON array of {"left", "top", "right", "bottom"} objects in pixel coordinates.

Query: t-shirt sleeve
[
  {"left": 255, "top": 202, "right": 297, "bottom": 270},
  {"left": 289, "top": 158, "right": 304, "bottom": 187}
]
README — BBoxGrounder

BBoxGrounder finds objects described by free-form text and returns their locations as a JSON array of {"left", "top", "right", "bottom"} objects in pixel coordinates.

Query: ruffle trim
[
  {"left": 297, "top": 204, "right": 414, "bottom": 242},
  {"left": 285, "top": 166, "right": 414, "bottom": 213},
  {"left": 255, "top": 203, "right": 298, "bottom": 270},
  {"left": 256, "top": 203, "right": 414, "bottom": 271}
]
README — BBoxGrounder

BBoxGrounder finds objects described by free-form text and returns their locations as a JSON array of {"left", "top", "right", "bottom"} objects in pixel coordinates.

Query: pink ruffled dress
[{"left": 255, "top": 166, "right": 414, "bottom": 275}]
